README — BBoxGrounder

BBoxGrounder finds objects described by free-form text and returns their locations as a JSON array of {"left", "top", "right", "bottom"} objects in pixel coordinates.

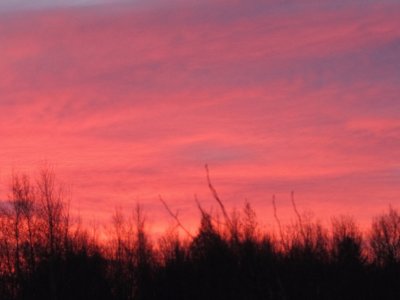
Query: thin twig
[
  {"left": 194, "top": 194, "right": 208, "bottom": 219},
  {"left": 272, "top": 194, "right": 284, "bottom": 245},
  {"left": 159, "top": 195, "right": 194, "bottom": 239},
  {"left": 205, "top": 164, "right": 232, "bottom": 229},
  {"left": 291, "top": 191, "right": 305, "bottom": 240}
]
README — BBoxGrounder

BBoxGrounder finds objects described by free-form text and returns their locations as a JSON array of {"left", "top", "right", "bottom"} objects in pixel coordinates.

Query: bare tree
[
  {"left": 242, "top": 200, "right": 257, "bottom": 242},
  {"left": 36, "top": 168, "right": 68, "bottom": 258},
  {"left": 370, "top": 207, "right": 400, "bottom": 266},
  {"left": 11, "top": 175, "right": 38, "bottom": 273},
  {"left": 331, "top": 216, "right": 364, "bottom": 266}
]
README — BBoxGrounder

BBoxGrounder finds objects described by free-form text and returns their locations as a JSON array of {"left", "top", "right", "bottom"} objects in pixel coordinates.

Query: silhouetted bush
[{"left": 0, "top": 170, "right": 399, "bottom": 299}]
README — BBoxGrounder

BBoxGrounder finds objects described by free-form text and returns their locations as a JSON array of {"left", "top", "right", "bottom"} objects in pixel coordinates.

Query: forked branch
[{"left": 159, "top": 195, "right": 194, "bottom": 239}]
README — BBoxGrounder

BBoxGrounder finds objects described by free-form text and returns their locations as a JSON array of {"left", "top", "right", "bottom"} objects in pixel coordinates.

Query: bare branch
[
  {"left": 159, "top": 196, "right": 194, "bottom": 239},
  {"left": 205, "top": 164, "right": 232, "bottom": 229},
  {"left": 194, "top": 194, "right": 206, "bottom": 218},
  {"left": 291, "top": 191, "right": 305, "bottom": 240},
  {"left": 272, "top": 194, "right": 284, "bottom": 244}
]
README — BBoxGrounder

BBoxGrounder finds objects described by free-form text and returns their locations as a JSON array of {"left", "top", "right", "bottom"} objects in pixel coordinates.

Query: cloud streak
[{"left": 0, "top": 0, "right": 399, "bottom": 232}]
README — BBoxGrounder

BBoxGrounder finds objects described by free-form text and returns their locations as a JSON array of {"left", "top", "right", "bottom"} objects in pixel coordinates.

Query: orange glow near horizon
[{"left": 0, "top": 0, "right": 399, "bottom": 236}]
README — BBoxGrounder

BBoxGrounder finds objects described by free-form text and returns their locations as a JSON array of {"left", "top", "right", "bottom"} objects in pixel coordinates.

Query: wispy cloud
[{"left": 0, "top": 0, "right": 399, "bottom": 230}]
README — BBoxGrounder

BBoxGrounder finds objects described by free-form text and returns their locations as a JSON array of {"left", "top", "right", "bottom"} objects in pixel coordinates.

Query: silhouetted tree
[
  {"left": 331, "top": 216, "right": 364, "bottom": 266},
  {"left": 370, "top": 207, "right": 400, "bottom": 266},
  {"left": 1, "top": 167, "right": 400, "bottom": 300}
]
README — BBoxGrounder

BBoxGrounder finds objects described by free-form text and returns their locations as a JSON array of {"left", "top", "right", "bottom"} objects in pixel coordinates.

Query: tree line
[{"left": 0, "top": 168, "right": 399, "bottom": 300}]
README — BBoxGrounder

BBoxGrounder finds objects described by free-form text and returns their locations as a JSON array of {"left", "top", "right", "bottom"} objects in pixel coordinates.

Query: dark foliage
[{"left": 1, "top": 171, "right": 399, "bottom": 300}]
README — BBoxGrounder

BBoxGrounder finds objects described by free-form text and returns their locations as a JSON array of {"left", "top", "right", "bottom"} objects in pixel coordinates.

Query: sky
[{"left": 0, "top": 0, "right": 399, "bottom": 235}]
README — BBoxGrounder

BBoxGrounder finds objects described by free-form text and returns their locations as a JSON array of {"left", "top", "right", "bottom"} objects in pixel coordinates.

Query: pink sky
[{"left": 0, "top": 0, "right": 399, "bottom": 235}]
